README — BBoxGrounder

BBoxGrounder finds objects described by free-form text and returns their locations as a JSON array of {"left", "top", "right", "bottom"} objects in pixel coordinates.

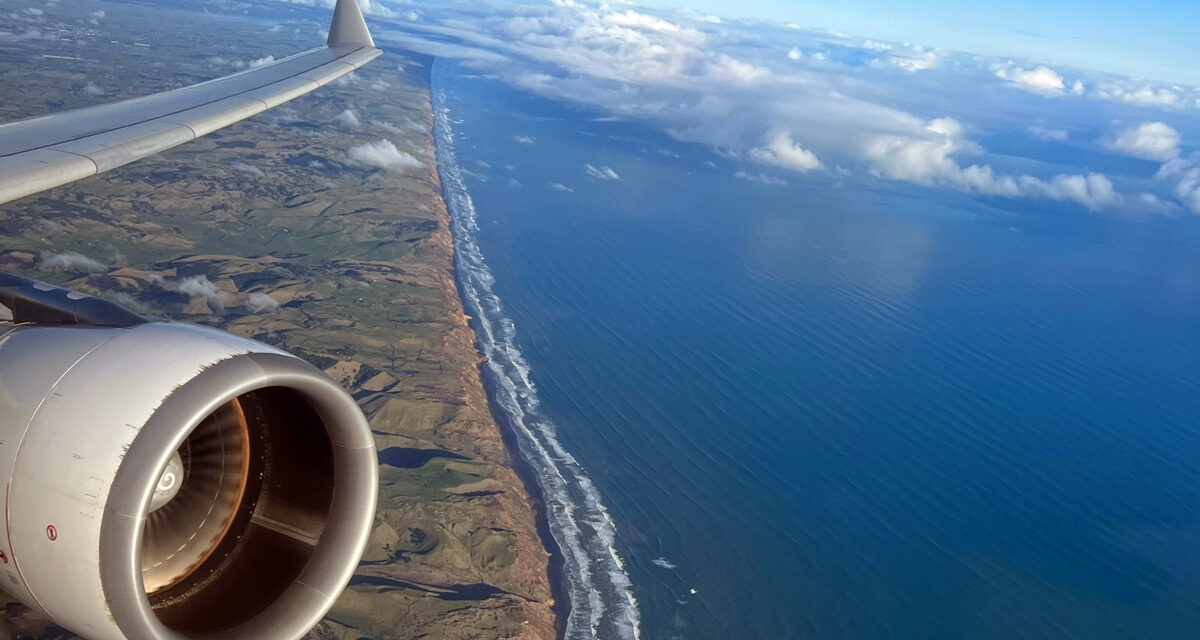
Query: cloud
[
  {"left": 734, "top": 171, "right": 787, "bottom": 187},
  {"left": 233, "top": 55, "right": 275, "bottom": 70},
  {"left": 0, "top": 29, "right": 53, "bottom": 42},
  {"left": 337, "top": 109, "right": 362, "bottom": 126},
  {"left": 750, "top": 131, "right": 822, "bottom": 172},
  {"left": 40, "top": 251, "right": 106, "bottom": 273},
  {"left": 514, "top": 135, "right": 536, "bottom": 145},
  {"left": 83, "top": 81, "right": 104, "bottom": 96},
  {"left": 231, "top": 162, "right": 265, "bottom": 178},
  {"left": 25, "top": 8, "right": 43, "bottom": 16},
  {"left": 1102, "top": 122, "right": 1180, "bottom": 162},
  {"left": 585, "top": 164, "right": 621, "bottom": 180},
  {"left": 1157, "top": 155, "right": 1200, "bottom": 214},
  {"left": 991, "top": 62, "right": 1066, "bottom": 95},
  {"left": 886, "top": 46, "right": 944, "bottom": 72},
  {"left": 391, "top": 2, "right": 1145, "bottom": 212},
  {"left": 90, "top": 9, "right": 105, "bottom": 18},
  {"left": 1027, "top": 125, "right": 1068, "bottom": 142},
  {"left": 1092, "top": 81, "right": 1188, "bottom": 109},
  {"left": 347, "top": 139, "right": 424, "bottom": 171},
  {"left": 178, "top": 275, "right": 232, "bottom": 307},
  {"left": 550, "top": 182, "right": 575, "bottom": 192},
  {"left": 246, "top": 292, "right": 281, "bottom": 314},
  {"left": 262, "top": 0, "right": 400, "bottom": 18},
  {"left": 864, "top": 118, "right": 1120, "bottom": 210}
]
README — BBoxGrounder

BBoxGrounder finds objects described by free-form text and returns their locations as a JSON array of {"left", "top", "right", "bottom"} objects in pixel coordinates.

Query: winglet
[{"left": 328, "top": 0, "right": 375, "bottom": 48}]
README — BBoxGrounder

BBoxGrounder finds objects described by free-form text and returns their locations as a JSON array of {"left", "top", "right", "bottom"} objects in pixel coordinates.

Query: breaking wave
[{"left": 432, "top": 72, "right": 641, "bottom": 640}]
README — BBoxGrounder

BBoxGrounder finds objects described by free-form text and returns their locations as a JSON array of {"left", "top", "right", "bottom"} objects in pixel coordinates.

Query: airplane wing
[
  {"left": 0, "top": 4, "right": 382, "bottom": 640},
  {"left": 0, "top": 0, "right": 381, "bottom": 206}
]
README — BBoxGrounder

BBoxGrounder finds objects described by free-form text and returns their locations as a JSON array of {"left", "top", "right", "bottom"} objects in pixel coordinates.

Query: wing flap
[
  {"left": 298, "top": 61, "right": 357, "bottom": 87},
  {"left": 0, "top": 151, "right": 98, "bottom": 205},
  {"left": 161, "top": 97, "right": 268, "bottom": 138},
  {"left": 242, "top": 77, "right": 323, "bottom": 109},
  {"left": 51, "top": 121, "right": 196, "bottom": 173}
]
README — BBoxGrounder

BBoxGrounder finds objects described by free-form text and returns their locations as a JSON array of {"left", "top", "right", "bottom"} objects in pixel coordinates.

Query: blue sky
[
  {"left": 640, "top": 0, "right": 1200, "bottom": 85},
  {"left": 261, "top": 0, "right": 1200, "bottom": 216}
]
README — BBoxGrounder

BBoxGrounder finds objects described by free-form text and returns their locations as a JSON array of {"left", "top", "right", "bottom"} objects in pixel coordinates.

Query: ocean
[{"left": 433, "top": 58, "right": 1200, "bottom": 639}]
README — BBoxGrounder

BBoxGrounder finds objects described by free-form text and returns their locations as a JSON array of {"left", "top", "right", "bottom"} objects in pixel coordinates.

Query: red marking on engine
[
  {"left": 0, "top": 550, "right": 8, "bottom": 564},
  {"left": 45, "top": 525, "right": 56, "bottom": 542}
]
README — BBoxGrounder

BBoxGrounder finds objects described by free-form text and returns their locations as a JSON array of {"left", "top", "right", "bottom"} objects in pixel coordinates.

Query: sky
[
  {"left": 229, "top": 0, "right": 1200, "bottom": 219},
  {"left": 639, "top": 0, "right": 1200, "bottom": 86}
]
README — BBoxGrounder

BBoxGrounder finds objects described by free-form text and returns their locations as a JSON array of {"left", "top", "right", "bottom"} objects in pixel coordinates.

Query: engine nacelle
[{"left": 0, "top": 319, "right": 377, "bottom": 639}]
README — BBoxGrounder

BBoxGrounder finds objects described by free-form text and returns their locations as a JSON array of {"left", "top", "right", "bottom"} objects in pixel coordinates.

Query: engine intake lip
[{"left": 100, "top": 352, "right": 377, "bottom": 640}]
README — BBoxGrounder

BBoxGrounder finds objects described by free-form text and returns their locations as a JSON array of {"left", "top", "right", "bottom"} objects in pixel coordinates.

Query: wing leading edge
[{"left": 0, "top": 0, "right": 381, "bottom": 206}]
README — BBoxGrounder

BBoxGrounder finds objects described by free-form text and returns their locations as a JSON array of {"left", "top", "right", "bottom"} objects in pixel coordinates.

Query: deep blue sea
[{"left": 434, "top": 58, "right": 1200, "bottom": 640}]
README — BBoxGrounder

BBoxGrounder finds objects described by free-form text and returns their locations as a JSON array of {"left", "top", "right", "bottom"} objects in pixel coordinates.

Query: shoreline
[
  {"left": 475, "top": 359, "right": 573, "bottom": 640},
  {"left": 419, "top": 53, "right": 570, "bottom": 638},
  {"left": 400, "top": 54, "right": 559, "bottom": 639},
  {"left": 429, "top": 57, "right": 641, "bottom": 640}
]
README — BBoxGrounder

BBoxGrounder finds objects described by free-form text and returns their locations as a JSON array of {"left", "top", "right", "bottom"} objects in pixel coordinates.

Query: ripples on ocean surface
[{"left": 438, "top": 60, "right": 1200, "bottom": 639}]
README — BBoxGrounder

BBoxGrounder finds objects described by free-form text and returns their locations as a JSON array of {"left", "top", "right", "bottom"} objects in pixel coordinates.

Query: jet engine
[{"left": 0, "top": 274, "right": 377, "bottom": 639}]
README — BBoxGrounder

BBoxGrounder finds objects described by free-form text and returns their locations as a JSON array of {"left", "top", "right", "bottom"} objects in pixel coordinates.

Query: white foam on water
[{"left": 433, "top": 74, "right": 642, "bottom": 640}]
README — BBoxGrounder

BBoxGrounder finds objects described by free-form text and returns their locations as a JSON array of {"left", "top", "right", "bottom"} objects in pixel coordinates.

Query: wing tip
[{"left": 328, "top": 0, "right": 375, "bottom": 49}]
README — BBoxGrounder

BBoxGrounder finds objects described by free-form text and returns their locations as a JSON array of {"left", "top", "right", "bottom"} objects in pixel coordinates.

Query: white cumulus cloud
[
  {"left": 40, "top": 251, "right": 106, "bottom": 273},
  {"left": 231, "top": 162, "right": 265, "bottom": 178},
  {"left": 1093, "top": 81, "right": 1187, "bottom": 109},
  {"left": 750, "top": 131, "right": 822, "bottom": 172},
  {"left": 1157, "top": 155, "right": 1200, "bottom": 215},
  {"left": 1102, "top": 122, "right": 1180, "bottom": 162},
  {"left": 347, "top": 139, "right": 424, "bottom": 171},
  {"left": 178, "top": 275, "right": 232, "bottom": 308},
  {"left": 246, "top": 292, "right": 281, "bottom": 314},
  {"left": 232, "top": 55, "right": 276, "bottom": 70},
  {"left": 887, "top": 46, "right": 944, "bottom": 72},
  {"left": 992, "top": 63, "right": 1066, "bottom": 95},
  {"left": 864, "top": 118, "right": 1121, "bottom": 210}
]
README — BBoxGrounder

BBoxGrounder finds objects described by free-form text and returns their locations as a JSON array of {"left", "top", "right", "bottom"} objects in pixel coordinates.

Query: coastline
[
  {"left": 417, "top": 54, "right": 571, "bottom": 628},
  {"left": 430, "top": 58, "right": 641, "bottom": 640},
  {"left": 311, "top": 52, "right": 559, "bottom": 639},
  {"left": 477, "top": 366, "right": 573, "bottom": 640}
]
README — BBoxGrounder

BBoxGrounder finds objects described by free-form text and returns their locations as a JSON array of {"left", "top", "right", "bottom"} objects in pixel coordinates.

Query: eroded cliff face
[
  {"left": 0, "top": 5, "right": 556, "bottom": 636},
  {"left": 307, "top": 61, "right": 556, "bottom": 640}
]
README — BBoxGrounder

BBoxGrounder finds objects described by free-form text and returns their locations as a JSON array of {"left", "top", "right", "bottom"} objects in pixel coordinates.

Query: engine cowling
[{"left": 0, "top": 320, "right": 377, "bottom": 639}]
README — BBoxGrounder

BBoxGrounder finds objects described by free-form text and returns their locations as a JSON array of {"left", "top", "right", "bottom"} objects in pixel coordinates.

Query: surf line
[{"left": 431, "top": 62, "right": 642, "bottom": 640}]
